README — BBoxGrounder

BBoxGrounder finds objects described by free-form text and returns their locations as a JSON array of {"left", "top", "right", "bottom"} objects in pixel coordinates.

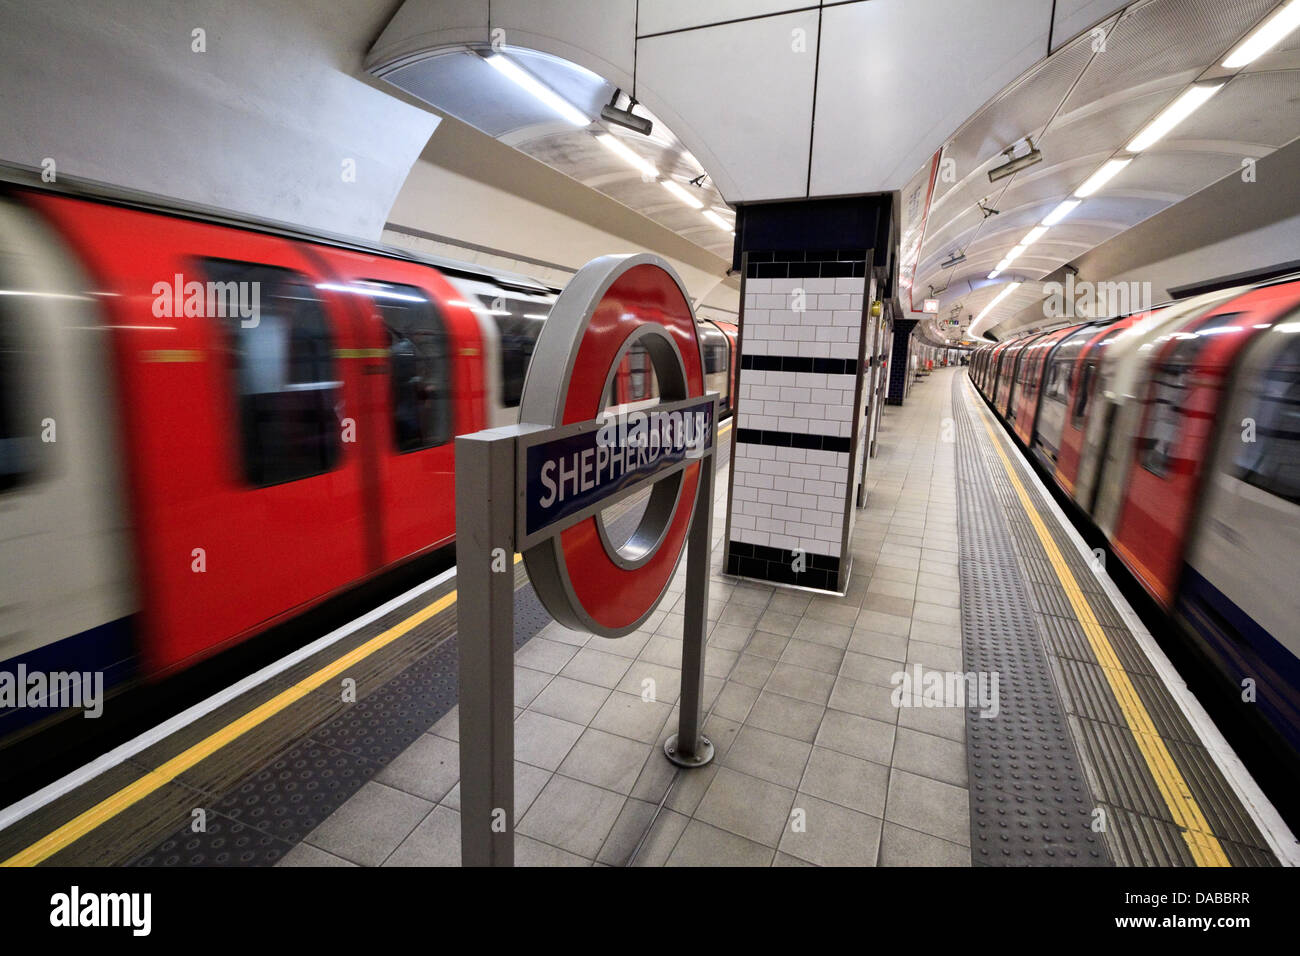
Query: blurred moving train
[
  {"left": 0, "top": 180, "right": 737, "bottom": 730},
  {"left": 969, "top": 279, "right": 1300, "bottom": 759}
]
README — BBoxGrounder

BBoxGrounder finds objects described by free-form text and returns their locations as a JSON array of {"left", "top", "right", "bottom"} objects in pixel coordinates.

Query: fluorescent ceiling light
[
  {"left": 1074, "top": 158, "right": 1131, "bottom": 197},
  {"left": 595, "top": 132, "right": 658, "bottom": 178},
  {"left": 1223, "top": 1, "right": 1300, "bottom": 68},
  {"left": 1003, "top": 244, "right": 1028, "bottom": 263},
  {"left": 703, "top": 209, "right": 734, "bottom": 232},
  {"left": 974, "top": 281, "right": 1022, "bottom": 325},
  {"left": 486, "top": 54, "right": 589, "bottom": 126},
  {"left": 1042, "top": 199, "right": 1081, "bottom": 225},
  {"left": 662, "top": 179, "right": 704, "bottom": 209},
  {"left": 1021, "top": 226, "right": 1048, "bottom": 246},
  {"left": 987, "top": 269, "right": 1003, "bottom": 280},
  {"left": 1126, "top": 84, "right": 1224, "bottom": 152}
]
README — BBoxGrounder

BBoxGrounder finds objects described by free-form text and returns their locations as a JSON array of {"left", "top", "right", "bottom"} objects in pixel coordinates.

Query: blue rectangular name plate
[{"left": 517, "top": 396, "right": 715, "bottom": 546}]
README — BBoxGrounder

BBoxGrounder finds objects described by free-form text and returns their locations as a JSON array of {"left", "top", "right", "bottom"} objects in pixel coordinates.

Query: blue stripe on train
[
  {"left": 1177, "top": 564, "right": 1300, "bottom": 753},
  {"left": 0, "top": 616, "right": 136, "bottom": 735}
]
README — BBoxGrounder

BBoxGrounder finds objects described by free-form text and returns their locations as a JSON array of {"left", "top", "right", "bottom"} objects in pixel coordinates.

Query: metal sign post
[{"left": 456, "top": 254, "right": 717, "bottom": 867}]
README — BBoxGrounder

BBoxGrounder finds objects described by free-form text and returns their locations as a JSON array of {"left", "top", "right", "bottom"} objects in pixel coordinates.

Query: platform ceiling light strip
[
  {"left": 1126, "top": 83, "right": 1225, "bottom": 152},
  {"left": 1020, "top": 226, "right": 1048, "bottom": 246},
  {"left": 662, "top": 179, "right": 704, "bottom": 209},
  {"left": 974, "top": 281, "right": 1021, "bottom": 325},
  {"left": 595, "top": 132, "right": 658, "bottom": 178},
  {"left": 1042, "top": 199, "right": 1081, "bottom": 226},
  {"left": 485, "top": 54, "right": 589, "bottom": 126},
  {"left": 1223, "top": 0, "right": 1300, "bottom": 67},
  {"left": 703, "top": 209, "right": 735, "bottom": 233},
  {"left": 1074, "top": 158, "right": 1132, "bottom": 198}
]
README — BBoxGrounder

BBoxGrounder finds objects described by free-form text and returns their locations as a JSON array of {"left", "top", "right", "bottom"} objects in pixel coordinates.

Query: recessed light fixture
[
  {"left": 1126, "top": 83, "right": 1224, "bottom": 152},
  {"left": 1074, "top": 158, "right": 1132, "bottom": 197},
  {"left": 1223, "top": 0, "right": 1300, "bottom": 68},
  {"left": 595, "top": 132, "right": 658, "bottom": 178},
  {"left": 1042, "top": 199, "right": 1081, "bottom": 225},
  {"left": 662, "top": 179, "right": 704, "bottom": 209},
  {"left": 485, "top": 54, "right": 589, "bottom": 126},
  {"left": 703, "top": 209, "right": 734, "bottom": 232}
]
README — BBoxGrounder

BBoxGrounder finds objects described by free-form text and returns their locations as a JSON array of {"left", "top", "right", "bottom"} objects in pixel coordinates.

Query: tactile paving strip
[{"left": 952, "top": 377, "right": 1110, "bottom": 866}]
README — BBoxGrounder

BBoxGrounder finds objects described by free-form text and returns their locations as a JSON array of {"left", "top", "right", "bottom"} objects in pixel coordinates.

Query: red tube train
[
  {"left": 969, "top": 280, "right": 1300, "bottom": 760},
  {"left": 0, "top": 180, "right": 737, "bottom": 730}
]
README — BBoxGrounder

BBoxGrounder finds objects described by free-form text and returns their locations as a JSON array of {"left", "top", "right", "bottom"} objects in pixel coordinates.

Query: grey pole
[
  {"left": 455, "top": 429, "right": 517, "bottom": 867},
  {"left": 664, "top": 395, "right": 717, "bottom": 769}
]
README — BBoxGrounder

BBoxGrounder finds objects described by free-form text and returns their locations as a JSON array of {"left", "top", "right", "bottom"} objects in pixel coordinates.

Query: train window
[
  {"left": 0, "top": 298, "right": 37, "bottom": 493},
  {"left": 1138, "top": 312, "right": 1242, "bottom": 479},
  {"left": 704, "top": 341, "right": 728, "bottom": 375},
  {"left": 362, "top": 282, "right": 452, "bottom": 453},
  {"left": 480, "top": 295, "right": 546, "bottom": 408},
  {"left": 202, "top": 259, "right": 341, "bottom": 488},
  {"left": 627, "top": 345, "right": 650, "bottom": 401},
  {"left": 1232, "top": 334, "right": 1300, "bottom": 505}
]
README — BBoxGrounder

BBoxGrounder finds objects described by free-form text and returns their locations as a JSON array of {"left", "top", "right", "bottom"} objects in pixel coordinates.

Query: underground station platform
[{"left": 2, "top": 356, "right": 1291, "bottom": 871}]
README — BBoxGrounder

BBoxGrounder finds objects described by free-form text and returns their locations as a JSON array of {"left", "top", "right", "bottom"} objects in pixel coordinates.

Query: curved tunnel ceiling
[
  {"left": 901, "top": 0, "right": 1300, "bottom": 344},
  {"left": 377, "top": 45, "right": 736, "bottom": 259}
]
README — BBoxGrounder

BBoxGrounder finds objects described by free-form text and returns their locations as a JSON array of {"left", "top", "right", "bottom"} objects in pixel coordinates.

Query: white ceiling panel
[
  {"left": 810, "top": 0, "right": 1054, "bottom": 195},
  {"left": 637, "top": 0, "right": 806, "bottom": 38},
  {"left": 636, "top": 9, "right": 820, "bottom": 200},
  {"left": 1050, "top": 0, "right": 1133, "bottom": 52}
]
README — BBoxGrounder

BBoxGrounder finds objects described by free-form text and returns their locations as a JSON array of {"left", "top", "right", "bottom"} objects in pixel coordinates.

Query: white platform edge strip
[
  {"left": 962, "top": 378, "right": 1300, "bottom": 866},
  {"left": 0, "top": 564, "right": 459, "bottom": 835}
]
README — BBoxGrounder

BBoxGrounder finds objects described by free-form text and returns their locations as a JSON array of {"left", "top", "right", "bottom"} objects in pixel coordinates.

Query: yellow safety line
[
  {"left": 5, "top": 420, "right": 735, "bottom": 866},
  {"left": 969, "top": 387, "right": 1230, "bottom": 867}
]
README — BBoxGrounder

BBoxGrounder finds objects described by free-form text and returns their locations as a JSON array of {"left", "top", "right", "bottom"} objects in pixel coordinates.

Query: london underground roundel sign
[{"left": 517, "top": 254, "right": 713, "bottom": 638}]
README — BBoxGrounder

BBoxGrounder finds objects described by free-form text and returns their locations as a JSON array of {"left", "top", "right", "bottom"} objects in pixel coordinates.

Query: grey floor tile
[
  {"left": 891, "top": 726, "right": 968, "bottom": 788},
  {"left": 590, "top": 690, "right": 673, "bottom": 743},
  {"left": 792, "top": 617, "right": 852, "bottom": 649},
  {"left": 815, "top": 709, "right": 896, "bottom": 766},
  {"left": 514, "top": 710, "right": 585, "bottom": 771},
  {"left": 630, "top": 809, "right": 690, "bottom": 866},
  {"left": 666, "top": 820, "right": 775, "bottom": 866},
  {"left": 779, "top": 793, "right": 882, "bottom": 866},
  {"left": 558, "top": 728, "right": 653, "bottom": 794},
  {"left": 828, "top": 675, "right": 899, "bottom": 723},
  {"left": 884, "top": 769, "right": 970, "bottom": 847},
  {"left": 854, "top": 609, "right": 911, "bottom": 637},
  {"left": 516, "top": 775, "right": 626, "bottom": 859},
  {"left": 743, "top": 630, "right": 788, "bottom": 660},
  {"left": 779, "top": 638, "right": 845, "bottom": 675},
  {"left": 773, "top": 851, "right": 816, "bottom": 866},
  {"left": 375, "top": 732, "right": 460, "bottom": 803},
  {"left": 537, "top": 622, "right": 594, "bottom": 647},
  {"left": 847, "top": 628, "right": 908, "bottom": 662},
  {"left": 711, "top": 680, "right": 759, "bottom": 722},
  {"left": 306, "top": 782, "right": 433, "bottom": 867},
  {"left": 799, "top": 745, "right": 889, "bottom": 816},
  {"left": 561, "top": 646, "right": 634, "bottom": 687},
  {"left": 596, "top": 797, "right": 658, "bottom": 866},
  {"left": 906, "top": 639, "right": 962, "bottom": 671},
  {"left": 755, "top": 608, "right": 802, "bottom": 636},
  {"left": 600, "top": 629, "right": 653, "bottom": 659},
  {"left": 913, "top": 602, "right": 961, "bottom": 627},
  {"left": 840, "top": 650, "right": 905, "bottom": 688},
  {"left": 515, "top": 666, "right": 554, "bottom": 708},
  {"left": 616, "top": 660, "right": 682, "bottom": 703},
  {"left": 722, "top": 725, "right": 812, "bottom": 789},
  {"left": 694, "top": 767, "right": 795, "bottom": 848},
  {"left": 896, "top": 699, "right": 966, "bottom": 742},
  {"left": 708, "top": 622, "right": 753, "bottom": 651},
  {"left": 528, "top": 675, "right": 611, "bottom": 725},
  {"left": 382, "top": 804, "right": 460, "bottom": 867},
  {"left": 746, "top": 689, "right": 826, "bottom": 742},
  {"left": 804, "top": 600, "right": 859, "bottom": 627},
  {"left": 768, "top": 592, "right": 812, "bottom": 616},
  {"left": 765, "top": 661, "right": 835, "bottom": 705},
  {"left": 276, "top": 843, "right": 358, "bottom": 867},
  {"left": 515, "top": 637, "right": 578, "bottom": 675},
  {"left": 729, "top": 653, "right": 776, "bottom": 689},
  {"left": 515, "top": 834, "right": 592, "bottom": 866},
  {"left": 878, "top": 821, "right": 970, "bottom": 866}
]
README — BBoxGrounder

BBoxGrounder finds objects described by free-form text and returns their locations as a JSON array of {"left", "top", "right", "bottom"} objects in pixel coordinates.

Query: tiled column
[
  {"left": 886, "top": 318, "right": 918, "bottom": 405},
  {"left": 720, "top": 193, "right": 894, "bottom": 595}
]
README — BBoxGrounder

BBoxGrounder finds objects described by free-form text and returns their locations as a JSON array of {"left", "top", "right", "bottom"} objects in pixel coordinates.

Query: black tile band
[
  {"left": 748, "top": 260, "right": 865, "bottom": 279},
  {"left": 747, "top": 249, "right": 867, "bottom": 263},
  {"left": 735, "top": 428, "right": 850, "bottom": 454},
  {"left": 740, "top": 355, "right": 859, "bottom": 375},
  {"left": 725, "top": 540, "right": 840, "bottom": 592}
]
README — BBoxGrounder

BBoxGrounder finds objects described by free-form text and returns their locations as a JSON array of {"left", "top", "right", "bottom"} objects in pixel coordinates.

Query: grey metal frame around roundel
[{"left": 518, "top": 252, "right": 707, "bottom": 639}]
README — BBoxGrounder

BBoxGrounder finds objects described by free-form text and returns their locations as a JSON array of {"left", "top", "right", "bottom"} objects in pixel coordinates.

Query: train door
[
  {"left": 0, "top": 196, "right": 134, "bottom": 708},
  {"left": 309, "top": 248, "right": 487, "bottom": 565},
  {"left": 1180, "top": 317, "right": 1300, "bottom": 749}
]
